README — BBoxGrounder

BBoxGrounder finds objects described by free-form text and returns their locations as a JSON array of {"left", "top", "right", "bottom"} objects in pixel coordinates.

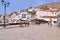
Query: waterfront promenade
[{"left": 0, "top": 23, "right": 60, "bottom": 40}]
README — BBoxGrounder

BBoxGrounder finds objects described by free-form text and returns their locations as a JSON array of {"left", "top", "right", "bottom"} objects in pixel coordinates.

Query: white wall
[
  {"left": 36, "top": 11, "right": 58, "bottom": 22},
  {"left": 36, "top": 11, "right": 58, "bottom": 17}
]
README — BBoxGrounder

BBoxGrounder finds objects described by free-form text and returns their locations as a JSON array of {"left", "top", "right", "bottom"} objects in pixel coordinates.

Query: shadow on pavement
[
  {"left": 0, "top": 25, "right": 27, "bottom": 30},
  {"left": 0, "top": 26, "right": 19, "bottom": 30}
]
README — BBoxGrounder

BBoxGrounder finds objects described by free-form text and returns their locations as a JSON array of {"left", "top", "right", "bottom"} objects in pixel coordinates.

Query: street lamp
[{"left": 1, "top": 0, "right": 10, "bottom": 28}]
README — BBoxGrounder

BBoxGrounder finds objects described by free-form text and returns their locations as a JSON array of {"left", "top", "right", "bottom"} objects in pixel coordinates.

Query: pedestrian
[{"left": 48, "top": 19, "right": 52, "bottom": 27}]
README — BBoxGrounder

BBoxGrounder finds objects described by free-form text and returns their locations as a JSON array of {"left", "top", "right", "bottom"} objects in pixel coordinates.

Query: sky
[{"left": 0, "top": 0, "right": 60, "bottom": 15}]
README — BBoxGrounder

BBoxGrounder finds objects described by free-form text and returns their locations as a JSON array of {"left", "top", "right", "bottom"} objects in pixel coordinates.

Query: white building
[
  {"left": 19, "top": 12, "right": 31, "bottom": 20},
  {"left": 36, "top": 9, "right": 60, "bottom": 25}
]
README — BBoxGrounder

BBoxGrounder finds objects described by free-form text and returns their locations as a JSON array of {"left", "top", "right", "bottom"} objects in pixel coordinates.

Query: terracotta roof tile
[
  {"left": 44, "top": 9, "right": 60, "bottom": 12},
  {"left": 42, "top": 16, "right": 57, "bottom": 18}
]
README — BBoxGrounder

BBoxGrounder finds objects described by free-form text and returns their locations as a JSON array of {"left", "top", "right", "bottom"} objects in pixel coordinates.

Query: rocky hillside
[{"left": 36, "top": 2, "right": 60, "bottom": 9}]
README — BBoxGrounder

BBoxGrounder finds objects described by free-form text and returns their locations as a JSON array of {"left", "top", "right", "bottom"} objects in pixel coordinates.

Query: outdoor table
[{"left": 19, "top": 19, "right": 29, "bottom": 27}]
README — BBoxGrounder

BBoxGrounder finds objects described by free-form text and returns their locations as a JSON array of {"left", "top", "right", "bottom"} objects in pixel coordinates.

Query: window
[{"left": 22, "top": 14, "right": 26, "bottom": 18}]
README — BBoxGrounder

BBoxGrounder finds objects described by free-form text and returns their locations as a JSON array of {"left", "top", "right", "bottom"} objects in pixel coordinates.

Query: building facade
[{"left": 36, "top": 9, "right": 60, "bottom": 25}]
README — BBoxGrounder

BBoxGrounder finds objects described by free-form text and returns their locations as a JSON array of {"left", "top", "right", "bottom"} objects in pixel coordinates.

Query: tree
[
  {"left": 0, "top": 15, "right": 2, "bottom": 17},
  {"left": 29, "top": 7, "right": 32, "bottom": 9},
  {"left": 31, "top": 10, "right": 36, "bottom": 15},
  {"left": 40, "top": 6, "right": 49, "bottom": 10},
  {"left": 26, "top": 9, "right": 36, "bottom": 16}
]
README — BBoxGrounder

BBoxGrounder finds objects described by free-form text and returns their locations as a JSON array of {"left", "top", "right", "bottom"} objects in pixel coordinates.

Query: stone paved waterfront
[{"left": 0, "top": 23, "right": 60, "bottom": 40}]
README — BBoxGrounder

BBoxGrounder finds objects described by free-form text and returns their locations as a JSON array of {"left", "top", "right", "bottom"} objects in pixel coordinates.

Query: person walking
[{"left": 48, "top": 18, "right": 52, "bottom": 27}]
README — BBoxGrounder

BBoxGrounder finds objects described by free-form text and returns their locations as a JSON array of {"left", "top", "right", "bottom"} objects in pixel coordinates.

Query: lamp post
[{"left": 1, "top": 0, "right": 10, "bottom": 28}]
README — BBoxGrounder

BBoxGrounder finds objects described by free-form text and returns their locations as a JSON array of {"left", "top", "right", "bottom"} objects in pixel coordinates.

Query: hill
[{"left": 36, "top": 2, "right": 60, "bottom": 9}]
